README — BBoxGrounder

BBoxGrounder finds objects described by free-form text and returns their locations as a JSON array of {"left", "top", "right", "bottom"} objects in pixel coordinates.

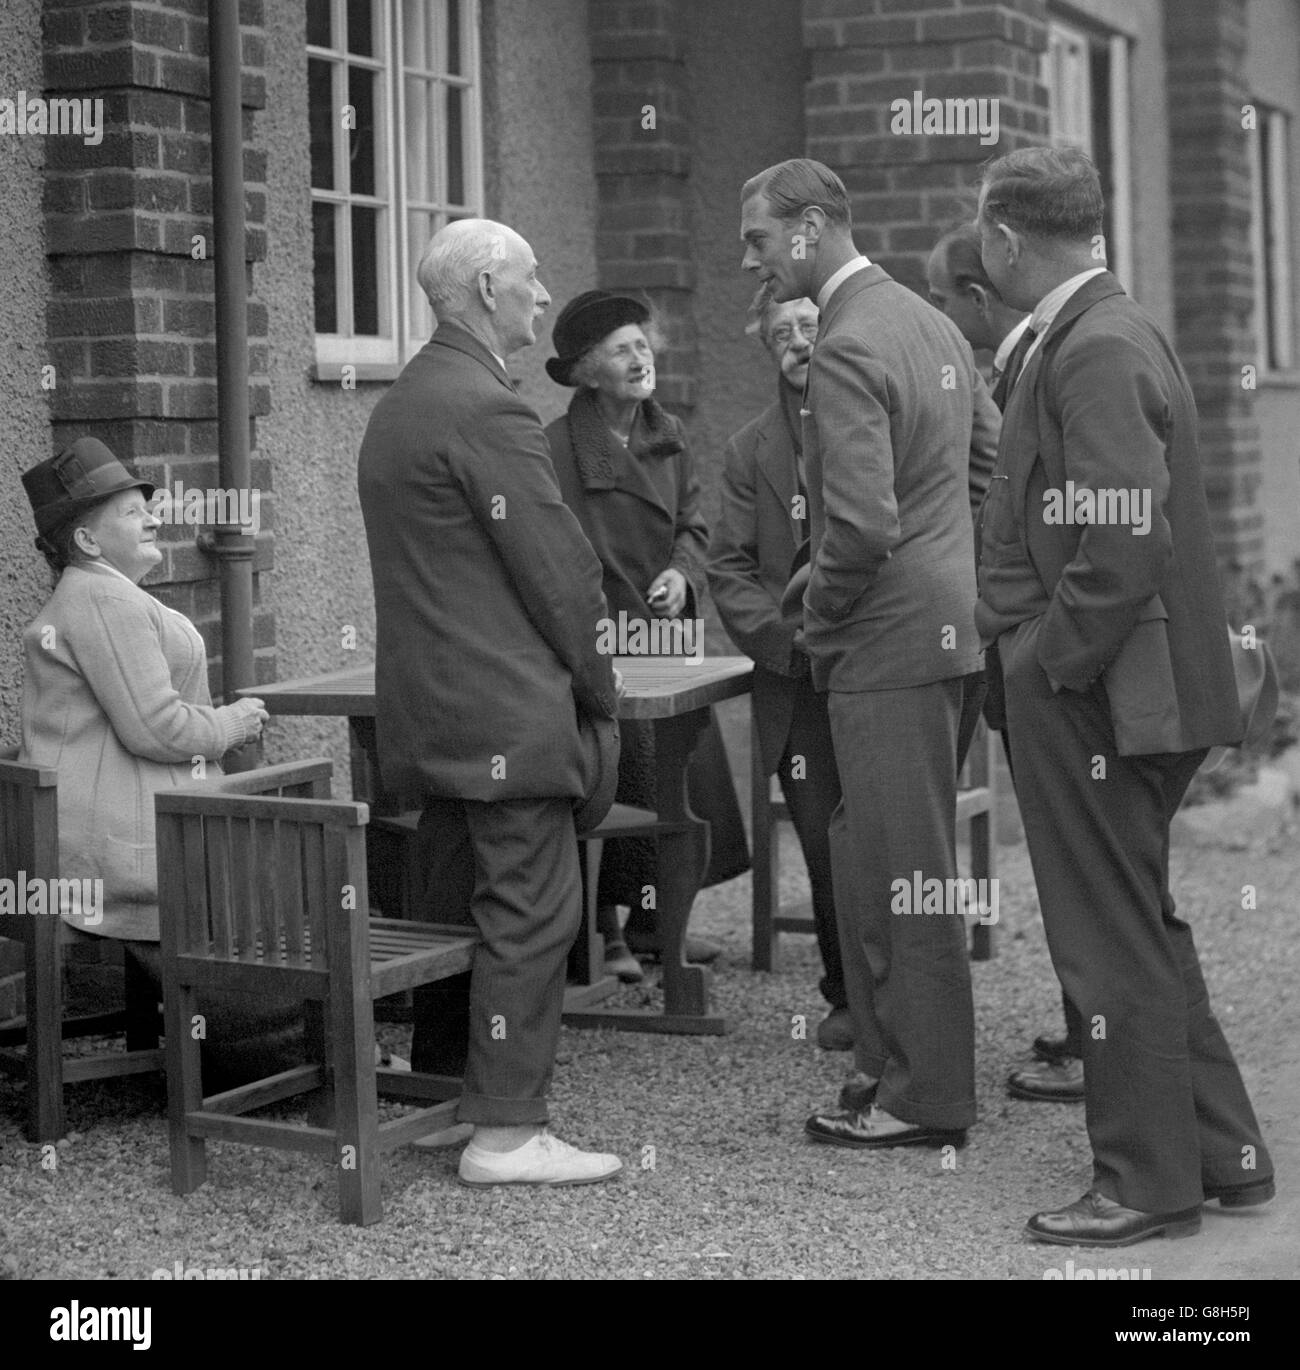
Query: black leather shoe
[
  {"left": 1026, "top": 1190, "right": 1202, "bottom": 1247},
  {"left": 837, "top": 1072, "right": 878, "bottom": 1111},
  {"left": 1204, "top": 1176, "right": 1275, "bottom": 1208},
  {"left": 816, "top": 1007, "right": 854, "bottom": 1051},
  {"left": 1032, "top": 1032, "right": 1079, "bottom": 1063},
  {"left": 1007, "top": 1056, "right": 1084, "bottom": 1102},
  {"left": 805, "top": 1107, "right": 966, "bottom": 1150}
]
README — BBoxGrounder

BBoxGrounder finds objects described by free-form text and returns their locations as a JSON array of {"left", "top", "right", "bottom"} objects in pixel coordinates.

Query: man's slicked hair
[
  {"left": 979, "top": 146, "right": 1104, "bottom": 242},
  {"left": 934, "top": 222, "right": 1001, "bottom": 296},
  {"left": 416, "top": 218, "right": 511, "bottom": 318},
  {"left": 742, "top": 158, "right": 852, "bottom": 229}
]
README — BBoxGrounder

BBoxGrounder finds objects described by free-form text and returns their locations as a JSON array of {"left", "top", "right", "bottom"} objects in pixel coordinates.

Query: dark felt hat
[
  {"left": 545, "top": 290, "right": 651, "bottom": 386},
  {"left": 22, "top": 437, "right": 154, "bottom": 538}
]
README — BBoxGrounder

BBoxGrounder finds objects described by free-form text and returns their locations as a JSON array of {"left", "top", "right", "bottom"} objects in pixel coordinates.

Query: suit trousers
[
  {"left": 1002, "top": 617, "right": 1272, "bottom": 1211},
  {"left": 774, "top": 675, "right": 844, "bottom": 1008},
  {"left": 407, "top": 795, "right": 582, "bottom": 1126},
  {"left": 827, "top": 678, "right": 977, "bottom": 1129}
]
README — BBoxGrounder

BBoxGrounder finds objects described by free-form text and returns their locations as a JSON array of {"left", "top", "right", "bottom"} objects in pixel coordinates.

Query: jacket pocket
[{"left": 1102, "top": 596, "right": 1183, "bottom": 755}]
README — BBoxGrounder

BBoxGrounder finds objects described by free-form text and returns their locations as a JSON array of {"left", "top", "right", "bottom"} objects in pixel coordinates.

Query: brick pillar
[
  {"left": 802, "top": 0, "right": 1048, "bottom": 297},
  {"left": 42, "top": 0, "right": 274, "bottom": 697},
  {"left": 589, "top": 0, "right": 697, "bottom": 410},
  {"left": 1164, "top": 0, "right": 1261, "bottom": 574}
]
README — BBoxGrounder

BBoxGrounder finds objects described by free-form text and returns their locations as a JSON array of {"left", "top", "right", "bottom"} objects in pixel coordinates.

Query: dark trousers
[
  {"left": 1003, "top": 618, "right": 1272, "bottom": 1211},
  {"left": 408, "top": 796, "right": 582, "bottom": 1126},
  {"left": 828, "top": 678, "right": 977, "bottom": 1130},
  {"left": 774, "top": 676, "right": 844, "bottom": 1009}
]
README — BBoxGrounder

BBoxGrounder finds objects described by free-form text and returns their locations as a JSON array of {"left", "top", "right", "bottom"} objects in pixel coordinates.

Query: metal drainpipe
[{"left": 201, "top": 0, "right": 255, "bottom": 769}]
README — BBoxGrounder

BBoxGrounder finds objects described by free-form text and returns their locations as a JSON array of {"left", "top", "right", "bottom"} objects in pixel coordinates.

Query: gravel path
[{"left": 1, "top": 801, "right": 1295, "bottom": 1280}]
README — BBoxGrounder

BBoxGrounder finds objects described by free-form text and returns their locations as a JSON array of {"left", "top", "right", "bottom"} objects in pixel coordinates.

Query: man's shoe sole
[
  {"left": 458, "top": 1166, "right": 623, "bottom": 1188},
  {"left": 1025, "top": 1213, "right": 1202, "bottom": 1247},
  {"left": 1203, "top": 1177, "right": 1275, "bottom": 1208},
  {"left": 805, "top": 1121, "right": 966, "bottom": 1150},
  {"left": 1007, "top": 1080, "right": 1085, "bottom": 1103}
]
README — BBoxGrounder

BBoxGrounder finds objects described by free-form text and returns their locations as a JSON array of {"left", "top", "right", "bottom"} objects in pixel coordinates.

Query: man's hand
[
  {"left": 613, "top": 666, "right": 626, "bottom": 702},
  {"left": 647, "top": 568, "right": 688, "bottom": 618}
]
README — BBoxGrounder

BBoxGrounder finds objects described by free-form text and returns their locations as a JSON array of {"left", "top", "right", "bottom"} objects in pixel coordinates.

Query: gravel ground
[{"left": 1, "top": 781, "right": 1296, "bottom": 1281}]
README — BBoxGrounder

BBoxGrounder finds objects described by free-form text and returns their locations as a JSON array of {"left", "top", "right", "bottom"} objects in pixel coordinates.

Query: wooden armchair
[
  {"left": 0, "top": 748, "right": 164, "bottom": 1142},
  {"left": 155, "top": 759, "right": 479, "bottom": 1225}
]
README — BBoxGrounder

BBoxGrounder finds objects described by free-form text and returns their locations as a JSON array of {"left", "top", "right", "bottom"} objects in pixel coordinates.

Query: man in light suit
[
  {"left": 357, "top": 219, "right": 623, "bottom": 1187},
  {"left": 708, "top": 295, "right": 851, "bottom": 1051},
  {"left": 976, "top": 147, "right": 1273, "bottom": 1244},
  {"left": 740, "top": 159, "right": 984, "bottom": 1149}
]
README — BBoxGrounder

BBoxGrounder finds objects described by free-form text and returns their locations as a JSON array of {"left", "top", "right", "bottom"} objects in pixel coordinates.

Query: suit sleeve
[
  {"left": 806, "top": 333, "right": 898, "bottom": 621},
  {"left": 667, "top": 425, "right": 710, "bottom": 611},
  {"left": 707, "top": 432, "right": 801, "bottom": 675},
  {"left": 968, "top": 368, "right": 1000, "bottom": 523},
  {"left": 449, "top": 395, "right": 618, "bottom": 721},
  {"left": 1036, "top": 332, "right": 1174, "bottom": 689}
]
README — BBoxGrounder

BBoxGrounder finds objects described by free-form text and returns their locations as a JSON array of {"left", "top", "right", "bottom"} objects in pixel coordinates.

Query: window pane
[
  {"left": 409, "top": 209, "right": 434, "bottom": 336},
  {"left": 306, "top": 0, "right": 332, "bottom": 48},
  {"left": 348, "top": 65, "right": 377, "bottom": 197},
  {"left": 446, "top": 84, "right": 464, "bottom": 204},
  {"left": 352, "top": 205, "right": 380, "bottom": 335},
  {"left": 347, "top": 0, "right": 375, "bottom": 57},
  {"left": 308, "top": 58, "right": 335, "bottom": 191},
  {"left": 403, "top": 0, "right": 430, "bottom": 71},
  {"left": 312, "top": 202, "right": 338, "bottom": 333},
  {"left": 447, "top": 0, "right": 462, "bottom": 76},
  {"left": 405, "top": 76, "right": 431, "bottom": 204}
]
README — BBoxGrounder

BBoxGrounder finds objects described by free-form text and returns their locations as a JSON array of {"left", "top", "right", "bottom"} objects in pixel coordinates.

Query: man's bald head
[{"left": 417, "top": 218, "right": 522, "bottom": 319}]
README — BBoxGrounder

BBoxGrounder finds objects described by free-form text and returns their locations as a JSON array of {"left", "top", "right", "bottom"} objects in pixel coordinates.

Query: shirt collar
[
  {"left": 79, "top": 559, "right": 139, "bottom": 587},
  {"left": 816, "top": 255, "right": 872, "bottom": 314},
  {"left": 1027, "top": 266, "right": 1108, "bottom": 340},
  {"left": 992, "top": 315, "right": 1032, "bottom": 375}
]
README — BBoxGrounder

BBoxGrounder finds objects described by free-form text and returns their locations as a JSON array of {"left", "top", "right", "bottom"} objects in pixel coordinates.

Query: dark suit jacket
[
  {"left": 707, "top": 395, "right": 809, "bottom": 775},
  {"left": 803, "top": 264, "right": 984, "bottom": 692},
  {"left": 976, "top": 271, "right": 1241, "bottom": 754},
  {"left": 357, "top": 321, "right": 618, "bottom": 802}
]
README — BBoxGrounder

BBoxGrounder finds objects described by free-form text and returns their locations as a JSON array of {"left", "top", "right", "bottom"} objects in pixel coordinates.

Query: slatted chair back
[
  {"left": 155, "top": 778, "right": 368, "bottom": 985},
  {"left": 0, "top": 748, "right": 60, "bottom": 944}
]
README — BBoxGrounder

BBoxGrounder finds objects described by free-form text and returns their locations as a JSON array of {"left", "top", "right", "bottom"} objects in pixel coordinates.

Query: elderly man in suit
[
  {"left": 357, "top": 218, "right": 623, "bottom": 1187},
  {"left": 976, "top": 146, "right": 1273, "bottom": 1244},
  {"left": 740, "top": 159, "right": 984, "bottom": 1149},
  {"left": 928, "top": 223, "right": 1084, "bottom": 1106},
  {"left": 708, "top": 294, "right": 851, "bottom": 1051}
]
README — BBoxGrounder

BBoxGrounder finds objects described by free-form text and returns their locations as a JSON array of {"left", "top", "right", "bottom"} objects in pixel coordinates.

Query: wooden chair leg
[
  {"left": 163, "top": 980, "right": 207, "bottom": 1195},
  {"left": 750, "top": 715, "right": 777, "bottom": 973},
  {"left": 25, "top": 918, "right": 64, "bottom": 1143},
  {"left": 328, "top": 953, "right": 381, "bottom": 1226},
  {"left": 303, "top": 1000, "right": 334, "bottom": 1129}
]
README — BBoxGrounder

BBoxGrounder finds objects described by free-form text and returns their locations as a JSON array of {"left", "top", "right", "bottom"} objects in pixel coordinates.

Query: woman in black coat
[{"left": 544, "top": 290, "right": 750, "bottom": 983}]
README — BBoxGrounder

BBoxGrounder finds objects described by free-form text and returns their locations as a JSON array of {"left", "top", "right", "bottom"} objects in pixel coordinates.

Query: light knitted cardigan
[{"left": 19, "top": 563, "right": 248, "bottom": 940}]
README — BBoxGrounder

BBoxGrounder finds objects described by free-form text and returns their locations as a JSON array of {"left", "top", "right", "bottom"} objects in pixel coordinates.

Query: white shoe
[
  {"left": 458, "top": 1128, "right": 623, "bottom": 1187},
  {"left": 375, "top": 1045, "right": 411, "bottom": 1072}
]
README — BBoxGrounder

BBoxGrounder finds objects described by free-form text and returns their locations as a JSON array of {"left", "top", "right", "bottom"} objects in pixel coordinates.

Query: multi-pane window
[
  {"left": 1249, "top": 104, "right": 1294, "bottom": 373},
  {"left": 308, "top": 0, "right": 483, "bottom": 375},
  {"left": 1041, "top": 18, "right": 1132, "bottom": 287}
]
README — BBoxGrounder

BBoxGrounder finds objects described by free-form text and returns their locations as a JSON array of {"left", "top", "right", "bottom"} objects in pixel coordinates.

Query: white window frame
[
  {"left": 1041, "top": 17, "right": 1132, "bottom": 287},
  {"left": 1248, "top": 104, "right": 1294, "bottom": 374},
  {"left": 309, "top": 0, "right": 483, "bottom": 379}
]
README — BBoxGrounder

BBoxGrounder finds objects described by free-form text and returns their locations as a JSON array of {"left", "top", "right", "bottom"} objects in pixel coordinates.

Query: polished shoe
[
  {"left": 458, "top": 1129, "right": 623, "bottom": 1187},
  {"left": 837, "top": 1071, "right": 878, "bottom": 1111},
  {"left": 624, "top": 931, "right": 721, "bottom": 964},
  {"left": 1204, "top": 1176, "right": 1275, "bottom": 1208},
  {"left": 603, "top": 939, "right": 645, "bottom": 985},
  {"left": 1031, "top": 1032, "right": 1078, "bottom": 1063},
  {"left": 805, "top": 1105, "right": 966, "bottom": 1151},
  {"left": 1026, "top": 1189, "right": 1202, "bottom": 1247},
  {"left": 1007, "top": 1056, "right": 1084, "bottom": 1102},
  {"left": 816, "top": 1007, "right": 854, "bottom": 1051}
]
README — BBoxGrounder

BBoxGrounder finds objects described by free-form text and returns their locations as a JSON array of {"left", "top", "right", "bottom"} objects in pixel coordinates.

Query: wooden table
[{"left": 239, "top": 657, "right": 753, "bottom": 1034}]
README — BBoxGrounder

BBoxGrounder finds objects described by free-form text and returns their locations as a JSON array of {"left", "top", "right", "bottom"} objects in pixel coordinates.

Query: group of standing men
[{"left": 358, "top": 144, "right": 1274, "bottom": 1246}]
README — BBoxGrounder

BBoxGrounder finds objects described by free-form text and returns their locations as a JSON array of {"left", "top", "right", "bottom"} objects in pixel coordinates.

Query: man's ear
[
  {"left": 798, "top": 205, "right": 827, "bottom": 247},
  {"left": 994, "top": 221, "right": 1020, "bottom": 267},
  {"left": 477, "top": 268, "right": 496, "bottom": 312},
  {"left": 966, "top": 282, "right": 993, "bottom": 315}
]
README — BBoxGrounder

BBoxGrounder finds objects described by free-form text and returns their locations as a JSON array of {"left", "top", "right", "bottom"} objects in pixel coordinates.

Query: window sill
[
  {"left": 1257, "top": 369, "right": 1300, "bottom": 390},
  {"left": 311, "top": 360, "right": 403, "bottom": 385}
]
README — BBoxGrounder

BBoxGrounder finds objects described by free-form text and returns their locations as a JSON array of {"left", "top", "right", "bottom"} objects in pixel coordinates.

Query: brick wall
[
  {"left": 41, "top": 0, "right": 275, "bottom": 699},
  {"left": 803, "top": 0, "right": 1049, "bottom": 296},
  {"left": 589, "top": 0, "right": 697, "bottom": 410},
  {"left": 1163, "top": 0, "right": 1262, "bottom": 573}
]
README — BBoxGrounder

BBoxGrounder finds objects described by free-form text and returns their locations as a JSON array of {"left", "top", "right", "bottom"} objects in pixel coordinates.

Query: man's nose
[{"left": 741, "top": 247, "right": 757, "bottom": 272}]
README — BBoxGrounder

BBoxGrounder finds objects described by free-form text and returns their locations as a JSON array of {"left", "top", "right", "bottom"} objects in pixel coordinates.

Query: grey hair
[{"left": 416, "top": 218, "right": 512, "bottom": 318}]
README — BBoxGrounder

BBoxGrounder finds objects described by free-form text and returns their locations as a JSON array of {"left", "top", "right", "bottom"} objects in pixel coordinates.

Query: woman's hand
[
  {"left": 647, "top": 568, "right": 687, "bottom": 618},
  {"left": 232, "top": 696, "right": 270, "bottom": 744}
]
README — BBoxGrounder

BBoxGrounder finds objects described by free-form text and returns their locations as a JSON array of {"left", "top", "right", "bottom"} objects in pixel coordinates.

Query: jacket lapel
[
  {"left": 818, "top": 262, "right": 891, "bottom": 333},
  {"left": 428, "top": 320, "right": 517, "bottom": 395}
]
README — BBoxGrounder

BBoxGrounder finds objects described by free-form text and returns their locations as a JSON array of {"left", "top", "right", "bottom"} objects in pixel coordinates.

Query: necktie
[{"left": 1000, "top": 324, "right": 1038, "bottom": 401}]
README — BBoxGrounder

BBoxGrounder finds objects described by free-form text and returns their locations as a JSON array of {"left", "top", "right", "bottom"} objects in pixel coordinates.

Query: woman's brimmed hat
[
  {"left": 545, "top": 289, "right": 651, "bottom": 386},
  {"left": 22, "top": 437, "right": 154, "bottom": 538}
]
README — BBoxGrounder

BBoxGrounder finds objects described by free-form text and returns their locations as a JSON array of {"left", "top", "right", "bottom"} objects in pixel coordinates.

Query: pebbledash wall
[{"left": 1, "top": 0, "right": 1299, "bottom": 1018}]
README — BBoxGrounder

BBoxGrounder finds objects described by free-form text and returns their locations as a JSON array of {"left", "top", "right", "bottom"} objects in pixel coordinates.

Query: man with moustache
[
  {"left": 357, "top": 218, "right": 623, "bottom": 1187},
  {"left": 740, "top": 159, "right": 983, "bottom": 1148},
  {"left": 927, "top": 222, "right": 1084, "bottom": 1106},
  {"left": 975, "top": 146, "right": 1273, "bottom": 1244},
  {"left": 708, "top": 294, "right": 851, "bottom": 1051}
]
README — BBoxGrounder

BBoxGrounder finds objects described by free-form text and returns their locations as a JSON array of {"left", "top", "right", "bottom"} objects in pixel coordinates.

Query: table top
[{"left": 238, "top": 656, "right": 753, "bottom": 721}]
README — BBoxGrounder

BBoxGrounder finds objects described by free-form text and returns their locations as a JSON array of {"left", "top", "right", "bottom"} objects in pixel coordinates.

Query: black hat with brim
[
  {"left": 545, "top": 290, "right": 651, "bottom": 386},
  {"left": 22, "top": 437, "right": 155, "bottom": 538}
]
